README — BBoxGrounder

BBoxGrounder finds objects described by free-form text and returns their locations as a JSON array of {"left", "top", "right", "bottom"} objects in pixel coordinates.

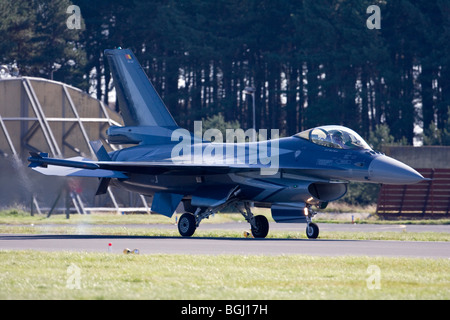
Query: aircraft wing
[
  {"left": 28, "top": 154, "right": 128, "bottom": 178},
  {"left": 32, "top": 163, "right": 128, "bottom": 178},
  {"left": 96, "top": 160, "right": 263, "bottom": 174},
  {"left": 28, "top": 151, "right": 350, "bottom": 178},
  {"left": 27, "top": 152, "right": 262, "bottom": 177}
]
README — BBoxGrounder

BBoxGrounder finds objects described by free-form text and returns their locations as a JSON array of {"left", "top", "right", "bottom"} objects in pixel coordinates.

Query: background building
[{"left": 0, "top": 76, "right": 150, "bottom": 214}]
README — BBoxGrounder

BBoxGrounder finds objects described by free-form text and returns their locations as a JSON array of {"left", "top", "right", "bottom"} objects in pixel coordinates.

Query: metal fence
[{"left": 376, "top": 168, "right": 450, "bottom": 217}]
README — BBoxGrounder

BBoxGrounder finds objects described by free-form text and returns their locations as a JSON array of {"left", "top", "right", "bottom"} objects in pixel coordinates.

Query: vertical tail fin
[{"left": 104, "top": 48, "right": 178, "bottom": 128}]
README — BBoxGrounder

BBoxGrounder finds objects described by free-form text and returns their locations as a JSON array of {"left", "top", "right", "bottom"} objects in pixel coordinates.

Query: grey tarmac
[{"left": 0, "top": 232, "right": 448, "bottom": 259}]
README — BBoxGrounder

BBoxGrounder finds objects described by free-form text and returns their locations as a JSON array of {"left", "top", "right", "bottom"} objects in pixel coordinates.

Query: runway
[
  {"left": 191, "top": 222, "right": 450, "bottom": 233},
  {"left": 1, "top": 233, "right": 449, "bottom": 259}
]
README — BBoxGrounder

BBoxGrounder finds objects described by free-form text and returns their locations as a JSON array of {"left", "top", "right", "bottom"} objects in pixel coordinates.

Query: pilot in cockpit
[{"left": 331, "top": 131, "right": 345, "bottom": 148}]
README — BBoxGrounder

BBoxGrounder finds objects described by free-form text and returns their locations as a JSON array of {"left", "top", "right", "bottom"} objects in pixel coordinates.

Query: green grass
[
  {"left": 0, "top": 208, "right": 449, "bottom": 241},
  {"left": 0, "top": 208, "right": 244, "bottom": 225},
  {"left": 1, "top": 209, "right": 449, "bottom": 300},
  {"left": 0, "top": 250, "right": 448, "bottom": 300}
]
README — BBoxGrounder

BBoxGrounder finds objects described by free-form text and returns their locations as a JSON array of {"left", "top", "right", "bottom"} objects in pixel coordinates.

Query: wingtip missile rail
[{"left": 28, "top": 152, "right": 100, "bottom": 170}]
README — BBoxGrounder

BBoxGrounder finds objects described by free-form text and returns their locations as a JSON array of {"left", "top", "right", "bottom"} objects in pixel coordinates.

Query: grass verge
[
  {"left": 0, "top": 250, "right": 448, "bottom": 300},
  {"left": 0, "top": 208, "right": 449, "bottom": 241}
]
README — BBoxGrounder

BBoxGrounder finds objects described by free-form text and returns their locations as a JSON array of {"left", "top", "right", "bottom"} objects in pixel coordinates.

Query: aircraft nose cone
[{"left": 368, "top": 155, "right": 425, "bottom": 185}]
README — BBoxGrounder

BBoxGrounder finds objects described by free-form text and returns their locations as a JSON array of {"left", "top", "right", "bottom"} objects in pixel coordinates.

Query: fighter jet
[{"left": 28, "top": 48, "right": 426, "bottom": 239}]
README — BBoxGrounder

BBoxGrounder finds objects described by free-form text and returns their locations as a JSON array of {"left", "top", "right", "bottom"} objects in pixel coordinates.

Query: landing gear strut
[
  {"left": 304, "top": 206, "right": 319, "bottom": 239},
  {"left": 236, "top": 202, "right": 269, "bottom": 238},
  {"left": 177, "top": 200, "right": 270, "bottom": 239},
  {"left": 177, "top": 197, "right": 240, "bottom": 237}
]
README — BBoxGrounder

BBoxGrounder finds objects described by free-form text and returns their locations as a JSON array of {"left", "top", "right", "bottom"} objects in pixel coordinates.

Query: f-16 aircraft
[{"left": 28, "top": 48, "right": 426, "bottom": 239}]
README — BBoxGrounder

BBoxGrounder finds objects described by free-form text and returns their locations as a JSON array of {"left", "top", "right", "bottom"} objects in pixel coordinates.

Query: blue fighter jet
[{"left": 28, "top": 48, "right": 426, "bottom": 239}]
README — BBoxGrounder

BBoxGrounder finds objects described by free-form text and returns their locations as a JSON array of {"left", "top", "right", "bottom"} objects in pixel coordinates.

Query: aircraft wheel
[
  {"left": 306, "top": 223, "right": 319, "bottom": 239},
  {"left": 178, "top": 213, "right": 196, "bottom": 237},
  {"left": 251, "top": 215, "right": 269, "bottom": 238}
]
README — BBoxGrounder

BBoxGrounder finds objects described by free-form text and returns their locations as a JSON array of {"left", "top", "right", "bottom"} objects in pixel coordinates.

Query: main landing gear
[
  {"left": 237, "top": 202, "right": 269, "bottom": 238},
  {"left": 177, "top": 200, "right": 269, "bottom": 238},
  {"left": 177, "top": 201, "right": 319, "bottom": 239}
]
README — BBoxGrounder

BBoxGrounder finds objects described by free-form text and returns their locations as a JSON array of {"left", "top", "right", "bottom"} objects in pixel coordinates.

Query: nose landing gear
[{"left": 305, "top": 206, "right": 319, "bottom": 239}]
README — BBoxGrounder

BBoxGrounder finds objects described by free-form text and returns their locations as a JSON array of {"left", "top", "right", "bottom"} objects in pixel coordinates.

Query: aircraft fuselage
[{"left": 109, "top": 135, "right": 422, "bottom": 207}]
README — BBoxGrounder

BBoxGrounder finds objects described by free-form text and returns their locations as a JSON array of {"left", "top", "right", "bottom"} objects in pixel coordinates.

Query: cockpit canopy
[{"left": 295, "top": 125, "right": 372, "bottom": 150}]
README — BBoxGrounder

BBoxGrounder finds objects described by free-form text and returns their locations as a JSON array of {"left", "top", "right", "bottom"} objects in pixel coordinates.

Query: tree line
[{"left": 1, "top": 0, "right": 449, "bottom": 145}]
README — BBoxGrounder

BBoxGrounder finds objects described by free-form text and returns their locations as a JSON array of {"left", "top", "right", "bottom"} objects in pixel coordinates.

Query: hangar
[{"left": 0, "top": 76, "right": 150, "bottom": 214}]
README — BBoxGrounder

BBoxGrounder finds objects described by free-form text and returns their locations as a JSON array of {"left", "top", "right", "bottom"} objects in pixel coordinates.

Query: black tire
[
  {"left": 251, "top": 215, "right": 269, "bottom": 238},
  {"left": 178, "top": 213, "right": 196, "bottom": 237},
  {"left": 306, "top": 222, "right": 319, "bottom": 239}
]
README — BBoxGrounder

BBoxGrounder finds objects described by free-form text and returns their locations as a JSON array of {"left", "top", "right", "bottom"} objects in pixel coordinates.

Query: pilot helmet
[{"left": 332, "top": 131, "right": 343, "bottom": 139}]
